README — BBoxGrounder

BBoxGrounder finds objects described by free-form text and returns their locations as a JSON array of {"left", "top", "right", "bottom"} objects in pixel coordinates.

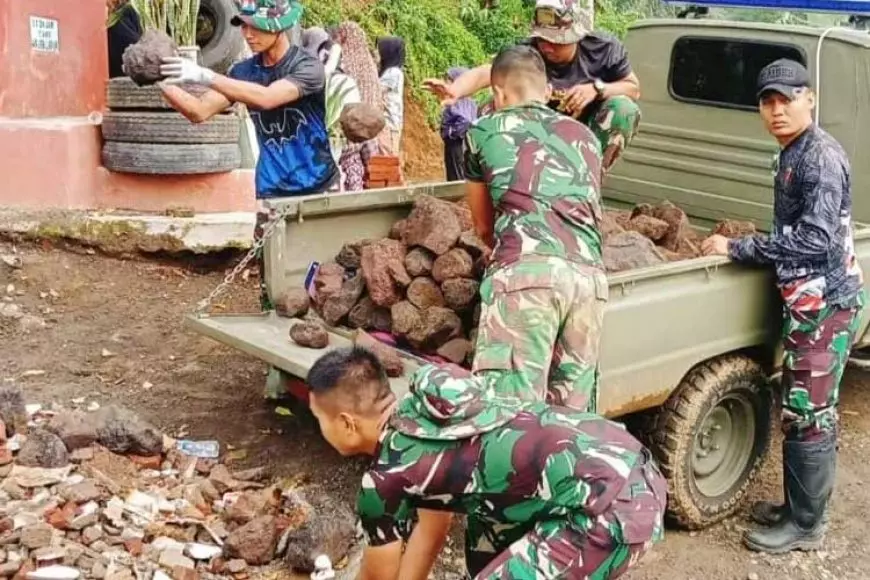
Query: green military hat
[{"left": 231, "top": 0, "right": 304, "bottom": 33}]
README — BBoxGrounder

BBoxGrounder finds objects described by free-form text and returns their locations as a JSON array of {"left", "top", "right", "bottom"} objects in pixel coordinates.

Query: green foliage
[
  {"left": 459, "top": 0, "right": 534, "bottom": 56},
  {"left": 129, "top": 0, "right": 201, "bottom": 45}
]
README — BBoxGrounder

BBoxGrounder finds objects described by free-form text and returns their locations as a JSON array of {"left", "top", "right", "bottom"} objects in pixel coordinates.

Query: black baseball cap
[{"left": 756, "top": 59, "right": 811, "bottom": 100}]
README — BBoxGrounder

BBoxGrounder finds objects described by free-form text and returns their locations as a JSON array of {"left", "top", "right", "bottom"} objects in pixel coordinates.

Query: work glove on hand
[{"left": 160, "top": 57, "right": 216, "bottom": 86}]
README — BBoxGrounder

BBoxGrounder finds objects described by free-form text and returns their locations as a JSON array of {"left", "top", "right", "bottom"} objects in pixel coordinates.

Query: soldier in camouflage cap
[
  {"left": 307, "top": 347, "right": 666, "bottom": 579},
  {"left": 424, "top": 0, "right": 641, "bottom": 175},
  {"left": 464, "top": 45, "right": 607, "bottom": 413},
  {"left": 230, "top": 0, "right": 304, "bottom": 33}
]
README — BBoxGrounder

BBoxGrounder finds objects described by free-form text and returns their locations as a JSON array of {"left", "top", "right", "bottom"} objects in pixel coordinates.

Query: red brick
[
  {"left": 128, "top": 455, "right": 162, "bottom": 470},
  {"left": 45, "top": 501, "right": 77, "bottom": 530},
  {"left": 124, "top": 538, "right": 143, "bottom": 557},
  {"left": 171, "top": 565, "right": 199, "bottom": 580}
]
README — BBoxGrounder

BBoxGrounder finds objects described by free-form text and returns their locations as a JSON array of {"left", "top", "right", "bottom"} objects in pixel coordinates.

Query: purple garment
[{"left": 441, "top": 67, "right": 478, "bottom": 141}]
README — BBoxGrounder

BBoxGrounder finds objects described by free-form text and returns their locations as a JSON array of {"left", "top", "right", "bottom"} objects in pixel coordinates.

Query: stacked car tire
[{"left": 102, "top": 79, "right": 242, "bottom": 175}]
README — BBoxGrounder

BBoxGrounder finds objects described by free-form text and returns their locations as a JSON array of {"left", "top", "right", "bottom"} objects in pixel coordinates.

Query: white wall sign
[{"left": 30, "top": 16, "right": 60, "bottom": 53}]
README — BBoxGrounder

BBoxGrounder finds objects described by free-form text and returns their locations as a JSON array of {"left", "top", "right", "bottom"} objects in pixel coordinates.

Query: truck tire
[
  {"left": 646, "top": 354, "right": 772, "bottom": 529},
  {"left": 102, "top": 112, "right": 240, "bottom": 144},
  {"left": 106, "top": 78, "right": 212, "bottom": 110},
  {"left": 102, "top": 142, "right": 241, "bottom": 175},
  {"left": 198, "top": 0, "right": 246, "bottom": 75}
]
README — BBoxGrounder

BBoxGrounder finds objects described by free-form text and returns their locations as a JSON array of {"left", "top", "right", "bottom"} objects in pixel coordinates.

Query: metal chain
[{"left": 193, "top": 204, "right": 295, "bottom": 316}]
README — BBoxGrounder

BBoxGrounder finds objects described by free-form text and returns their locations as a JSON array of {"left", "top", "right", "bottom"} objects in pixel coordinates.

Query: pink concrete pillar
[{"left": 0, "top": 0, "right": 108, "bottom": 117}]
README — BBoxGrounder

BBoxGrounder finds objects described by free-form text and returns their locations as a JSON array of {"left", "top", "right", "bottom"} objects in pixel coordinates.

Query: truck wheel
[
  {"left": 102, "top": 112, "right": 240, "bottom": 144},
  {"left": 102, "top": 142, "right": 241, "bottom": 175},
  {"left": 648, "top": 354, "right": 772, "bottom": 529},
  {"left": 197, "top": 0, "right": 246, "bottom": 75}
]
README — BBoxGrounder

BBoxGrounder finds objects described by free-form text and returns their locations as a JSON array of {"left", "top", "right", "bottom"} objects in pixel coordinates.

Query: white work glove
[{"left": 160, "top": 56, "right": 216, "bottom": 86}]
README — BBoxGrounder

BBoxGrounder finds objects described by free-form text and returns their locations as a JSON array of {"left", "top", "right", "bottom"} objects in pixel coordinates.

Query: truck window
[{"left": 669, "top": 37, "right": 806, "bottom": 110}]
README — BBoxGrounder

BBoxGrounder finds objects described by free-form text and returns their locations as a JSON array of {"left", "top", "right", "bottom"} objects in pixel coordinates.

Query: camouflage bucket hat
[
  {"left": 531, "top": 0, "right": 593, "bottom": 45},
  {"left": 231, "top": 0, "right": 304, "bottom": 33},
  {"left": 390, "top": 364, "right": 526, "bottom": 441}
]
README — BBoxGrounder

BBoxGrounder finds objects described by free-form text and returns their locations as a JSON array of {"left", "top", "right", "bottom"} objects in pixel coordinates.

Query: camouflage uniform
[
  {"left": 465, "top": 102, "right": 607, "bottom": 412},
  {"left": 358, "top": 364, "right": 666, "bottom": 579},
  {"left": 728, "top": 125, "right": 865, "bottom": 442}
]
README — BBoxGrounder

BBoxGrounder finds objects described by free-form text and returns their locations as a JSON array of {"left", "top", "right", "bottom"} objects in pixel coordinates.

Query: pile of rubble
[
  {"left": 275, "top": 195, "right": 756, "bottom": 369},
  {"left": 280, "top": 195, "right": 489, "bottom": 368},
  {"left": 0, "top": 386, "right": 358, "bottom": 580},
  {"left": 601, "top": 202, "right": 756, "bottom": 272}
]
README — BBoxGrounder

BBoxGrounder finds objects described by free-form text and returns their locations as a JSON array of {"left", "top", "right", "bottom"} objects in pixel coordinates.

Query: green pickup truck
[{"left": 187, "top": 17, "right": 870, "bottom": 531}]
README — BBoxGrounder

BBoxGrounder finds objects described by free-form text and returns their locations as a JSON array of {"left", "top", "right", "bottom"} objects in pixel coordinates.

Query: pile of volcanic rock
[
  {"left": 0, "top": 385, "right": 357, "bottom": 580},
  {"left": 280, "top": 195, "right": 488, "bottom": 370},
  {"left": 600, "top": 202, "right": 755, "bottom": 273},
  {"left": 278, "top": 196, "right": 756, "bottom": 370}
]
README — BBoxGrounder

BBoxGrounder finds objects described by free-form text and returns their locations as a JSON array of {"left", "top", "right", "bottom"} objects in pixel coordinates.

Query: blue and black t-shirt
[{"left": 229, "top": 47, "right": 338, "bottom": 198}]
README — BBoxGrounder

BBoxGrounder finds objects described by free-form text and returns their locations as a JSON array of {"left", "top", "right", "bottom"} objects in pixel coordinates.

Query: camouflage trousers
[
  {"left": 781, "top": 291, "right": 866, "bottom": 442},
  {"left": 583, "top": 96, "right": 641, "bottom": 173},
  {"left": 466, "top": 452, "right": 667, "bottom": 579},
  {"left": 472, "top": 256, "right": 608, "bottom": 413}
]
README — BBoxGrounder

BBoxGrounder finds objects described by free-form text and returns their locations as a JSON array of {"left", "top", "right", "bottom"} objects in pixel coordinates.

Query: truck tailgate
[{"left": 184, "top": 313, "right": 420, "bottom": 396}]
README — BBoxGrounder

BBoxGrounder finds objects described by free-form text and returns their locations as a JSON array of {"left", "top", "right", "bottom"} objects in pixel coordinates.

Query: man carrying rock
[
  {"left": 306, "top": 347, "right": 666, "bottom": 579},
  {"left": 158, "top": 0, "right": 338, "bottom": 311},
  {"left": 464, "top": 45, "right": 608, "bottom": 412},
  {"left": 702, "top": 59, "right": 866, "bottom": 554},
  {"left": 423, "top": 0, "right": 641, "bottom": 175}
]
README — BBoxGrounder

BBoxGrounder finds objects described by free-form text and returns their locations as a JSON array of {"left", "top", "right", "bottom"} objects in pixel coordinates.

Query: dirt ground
[{"left": 3, "top": 239, "right": 870, "bottom": 580}]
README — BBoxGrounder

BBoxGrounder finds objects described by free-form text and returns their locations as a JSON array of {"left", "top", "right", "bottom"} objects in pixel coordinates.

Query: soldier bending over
[{"left": 307, "top": 347, "right": 666, "bottom": 579}]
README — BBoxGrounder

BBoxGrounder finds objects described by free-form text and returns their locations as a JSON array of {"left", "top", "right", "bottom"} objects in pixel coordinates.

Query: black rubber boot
[{"left": 743, "top": 432, "right": 836, "bottom": 554}]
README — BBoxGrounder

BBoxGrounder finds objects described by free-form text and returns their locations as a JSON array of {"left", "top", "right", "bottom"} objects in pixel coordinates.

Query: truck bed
[{"left": 185, "top": 183, "right": 870, "bottom": 417}]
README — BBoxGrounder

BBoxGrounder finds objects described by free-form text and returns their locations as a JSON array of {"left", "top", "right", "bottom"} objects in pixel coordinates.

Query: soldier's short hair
[
  {"left": 308, "top": 346, "right": 392, "bottom": 415},
  {"left": 491, "top": 44, "right": 547, "bottom": 91}
]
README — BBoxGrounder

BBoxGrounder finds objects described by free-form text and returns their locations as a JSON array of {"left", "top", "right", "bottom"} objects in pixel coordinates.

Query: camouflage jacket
[
  {"left": 357, "top": 364, "right": 649, "bottom": 547},
  {"left": 464, "top": 102, "right": 605, "bottom": 270},
  {"left": 729, "top": 125, "right": 863, "bottom": 311}
]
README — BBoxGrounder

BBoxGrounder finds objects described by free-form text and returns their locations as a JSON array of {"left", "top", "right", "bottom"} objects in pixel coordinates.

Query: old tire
[
  {"left": 102, "top": 111, "right": 240, "bottom": 144},
  {"left": 106, "top": 78, "right": 214, "bottom": 110},
  {"left": 102, "top": 142, "right": 241, "bottom": 175},
  {"left": 647, "top": 354, "right": 772, "bottom": 529},
  {"left": 198, "top": 0, "right": 245, "bottom": 74}
]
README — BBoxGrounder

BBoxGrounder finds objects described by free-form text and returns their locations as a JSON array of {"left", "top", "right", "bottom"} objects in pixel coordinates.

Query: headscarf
[
  {"left": 302, "top": 26, "right": 330, "bottom": 59},
  {"left": 377, "top": 36, "right": 405, "bottom": 76},
  {"left": 441, "top": 67, "right": 478, "bottom": 141},
  {"left": 335, "top": 21, "right": 381, "bottom": 110}
]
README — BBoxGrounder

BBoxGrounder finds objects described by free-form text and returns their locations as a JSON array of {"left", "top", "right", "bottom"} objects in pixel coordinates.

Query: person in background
[
  {"left": 702, "top": 59, "right": 865, "bottom": 554},
  {"left": 305, "top": 348, "right": 666, "bottom": 579},
  {"left": 107, "top": 0, "right": 142, "bottom": 78},
  {"left": 424, "top": 0, "right": 641, "bottom": 176},
  {"left": 302, "top": 27, "right": 365, "bottom": 191},
  {"left": 440, "top": 67, "right": 478, "bottom": 181},
  {"left": 333, "top": 22, "right": 387, "bottom": 188},
  {"left": 378, "top": 36, "right": 406, "bottom": 156}
]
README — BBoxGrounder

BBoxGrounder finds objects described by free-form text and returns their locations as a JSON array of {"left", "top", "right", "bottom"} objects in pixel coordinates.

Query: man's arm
[
  {"left": 358, "top": 541, "right": 403, "bottom": 580},
  {"left": 467, "top": 180, "right": 495, "bottom": 248},
  {"left": 600, "top": 71, "right": 641, "bottom": 101},
  {"left": 208, "top": 75, "right": 302, "bottom": 111},
  {"left": 160, "top": 53, "right": 324, "bottom": 112},
  {"left": 423, "top": 64, "right": 492, "bottom": 104},
  {"left": 396, "top": 510, "right": 454, "bottom": 580},
  {"left": 160, "top": 86, "right": 230, "bottom": 124},
  {"left": 729, "top": 154, "right": 844, "bottom": 265},
  {"left": 463, "top": 127, "right": 495, "bottom": 247}
]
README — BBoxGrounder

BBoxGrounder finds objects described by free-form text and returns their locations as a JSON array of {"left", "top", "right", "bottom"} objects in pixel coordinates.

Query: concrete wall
[
  {"left": 0, "top": 0, "right": 257, "bottom": 214},
  {"left": 0, "top": 0, "right": 107, "bottom": 117}
]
